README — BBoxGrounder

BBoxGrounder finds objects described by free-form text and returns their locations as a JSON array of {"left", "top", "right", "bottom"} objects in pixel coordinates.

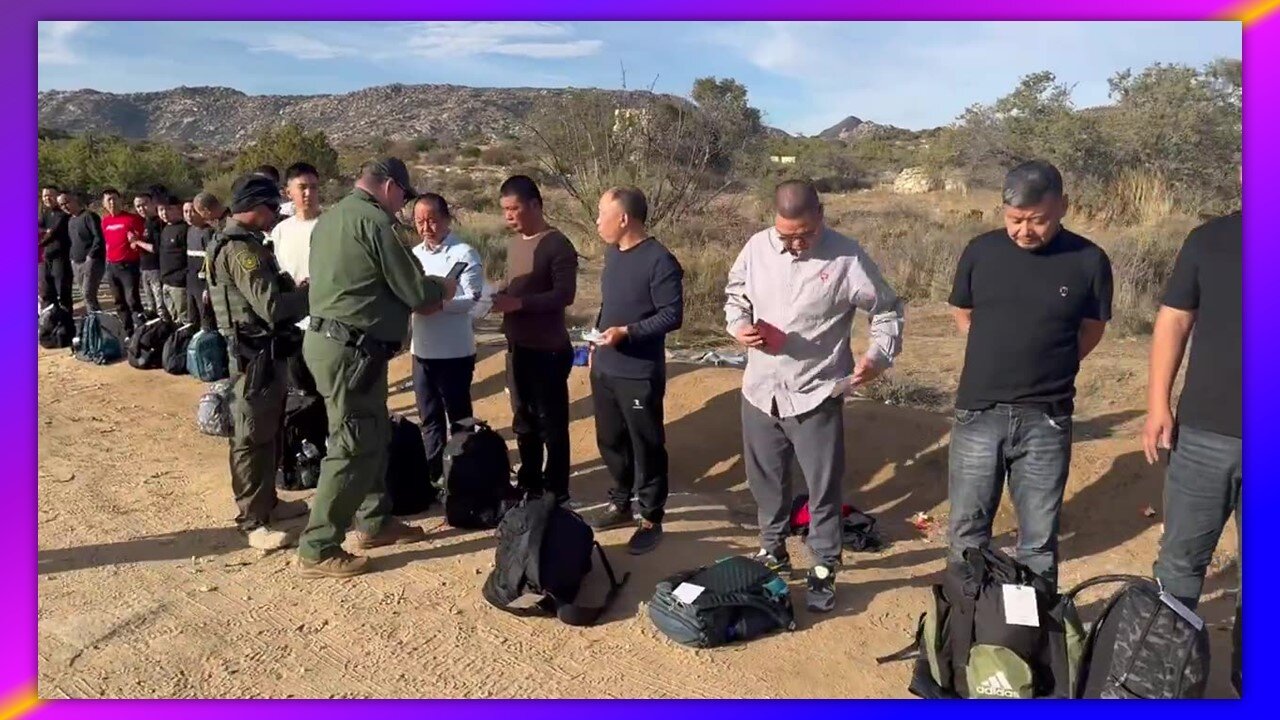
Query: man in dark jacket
[{"left": 60, "top": 190, "right": 105, "bottom": 312}]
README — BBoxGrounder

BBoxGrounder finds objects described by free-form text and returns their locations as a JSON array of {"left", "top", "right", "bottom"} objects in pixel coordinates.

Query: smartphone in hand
[{"left": 445, "top": 261, "right": 467, "bottom": 282}]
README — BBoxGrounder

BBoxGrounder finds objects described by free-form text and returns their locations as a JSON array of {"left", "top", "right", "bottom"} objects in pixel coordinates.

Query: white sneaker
[
  {"left": 247, "top": 526, "right": 293, "bottom": 550},
  {"left": 271, "top": 499, "right": 310, "bottom": 522}
]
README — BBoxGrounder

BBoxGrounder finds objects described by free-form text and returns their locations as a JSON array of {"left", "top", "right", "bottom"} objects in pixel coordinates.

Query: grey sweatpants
[
  {"left": 742, "top": 395, "right": 844, "bottom": 567},
  {"left": 141, "top": 269, "right": 164, "bottom": 316}
]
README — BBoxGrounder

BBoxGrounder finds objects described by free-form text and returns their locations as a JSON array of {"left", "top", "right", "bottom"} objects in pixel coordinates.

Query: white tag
[
  {"left": 1002, "top": 584, "right": 1040, "bottom": 627},
  {"left": 672, "top": 582, "right": 705, "bottom": 604},
  {"left": 1159, "top": 591, "right": 1206, "bottom": 631},
  {"left": 582, "top": 329, "right": 606, "bottom": 344}
]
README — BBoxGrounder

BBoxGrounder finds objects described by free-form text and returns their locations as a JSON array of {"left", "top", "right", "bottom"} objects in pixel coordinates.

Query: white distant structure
[{"left": 770, "top": 155, "right": 797, "bottom": 164}]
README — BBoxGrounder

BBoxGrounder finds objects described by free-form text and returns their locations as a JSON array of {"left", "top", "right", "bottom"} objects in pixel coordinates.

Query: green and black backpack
[{"left": 879, "top": 547, "right": 1086, "bottom": 699}]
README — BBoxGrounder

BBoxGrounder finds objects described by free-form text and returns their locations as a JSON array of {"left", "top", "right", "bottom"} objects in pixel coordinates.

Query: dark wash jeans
[
  {"left": 947, "top": 403, "right": 1073, "bottom": 587},
  {"left": 1152, "top": 424, "right": 1241, "bottom": 694}
]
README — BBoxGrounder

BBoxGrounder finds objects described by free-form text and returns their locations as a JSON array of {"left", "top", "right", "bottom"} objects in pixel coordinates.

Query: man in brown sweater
[{"left": 491, "top": 175, "right": 579, "bottom": 504}]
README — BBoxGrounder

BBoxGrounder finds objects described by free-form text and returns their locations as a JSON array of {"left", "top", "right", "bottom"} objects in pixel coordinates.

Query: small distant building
[{"left": 770, "top": 155, "right": 797, "bottom": 164}]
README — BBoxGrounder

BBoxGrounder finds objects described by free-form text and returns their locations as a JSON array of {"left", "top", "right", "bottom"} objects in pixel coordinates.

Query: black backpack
[
  {"left": 39, "top": 303, "right": 75, "bottom": 349},
  {"left": 386, "top": 414, "right": 439, "bottom": 515},
  {"left": 648, "top": 555, "right": 796, "bottom": 648},
  {"left": 878, "top": 546, "right": 1086, "bottom": 699},
  {"left": 444, "top": 419, "right": 517, "bottom": 529},
  {"left": 126, "top": 318, "right": 176, "bottom": 370},
  {"left": 277, "top": 392, "right": 328, "bottom": 491},
  {"left": 482, "top": 493, "right": 629, "bottom": 627},
  {"left": 162, "top": 323, "right": 199, "bottom": 375},
  {"left": 1067, "top": 575, "right": 1210, "bottom": 699}
]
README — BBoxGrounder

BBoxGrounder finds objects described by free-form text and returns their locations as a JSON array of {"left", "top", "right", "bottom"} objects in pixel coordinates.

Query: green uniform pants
[
  {"left": 298, "top": 332, "right": 393, "bottom": 561},
  {"left": 229, "top": 357, "right": 289, "bottom": 531}
]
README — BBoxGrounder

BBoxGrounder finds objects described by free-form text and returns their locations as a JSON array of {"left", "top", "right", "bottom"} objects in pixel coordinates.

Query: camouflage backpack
[
  {"left": 878, "top": 546, "right": 1086, "bottom": 699},
  {"left": 1067, "top": 575, "right": 1210, "bottom": 699}
]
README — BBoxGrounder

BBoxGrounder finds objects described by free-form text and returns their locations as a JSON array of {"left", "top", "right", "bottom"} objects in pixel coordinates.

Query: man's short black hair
[
  {"left": 499, "top": 175, "right": 542, "bottom": 206},
  {"left": 148, "top": 184, "right": 168, "bottom": 201},
  {"left": 414, "top": 192, "right": 452, "bottom": 221},
  {"left": 1003, "top": 160, "right": 1064, "bottom": 208},
  {"left": 133, "top": 191, "right": 152, "bottom": 202},
  {"left": 285, "top": 162, "right": 319, "bottom": 183},
  {"left": 774, "top": 179, "right": 822, "bottom": 220},
  {"left": 41, "top": 184, "right": 60, "bottom": 193},
  {"left": 164, "top": 194, "right": 181, "bottom": 206},
  {"left": 606, "top": 186, "right": 648, "bottom": 225},
  {"left": 253, "top": 165, "right": 281, "bottom": 183},
  {"left": 101, "top": 187, "right": 120, "bottom": 198}
]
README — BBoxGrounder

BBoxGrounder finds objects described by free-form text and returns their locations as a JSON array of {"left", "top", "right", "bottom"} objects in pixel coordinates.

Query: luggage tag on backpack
[
  {"left": 1002, "top": 584, "right": 1040, "bottom": 627},
  {"left": 672, "top": 582, "right": 706, "bottom": 604},
  {"left": 1158, "top": 589, "right": 1205, "bottom": 631}
]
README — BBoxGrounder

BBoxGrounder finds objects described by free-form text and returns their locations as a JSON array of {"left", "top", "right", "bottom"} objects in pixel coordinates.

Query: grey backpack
[{"left": 196, "top": 380, "right": 234, "bottom": 437}]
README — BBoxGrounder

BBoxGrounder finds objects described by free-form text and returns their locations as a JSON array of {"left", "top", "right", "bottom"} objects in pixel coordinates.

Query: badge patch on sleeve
[{"left": 237, "top": 251, "right": 260, "bottom": 272}]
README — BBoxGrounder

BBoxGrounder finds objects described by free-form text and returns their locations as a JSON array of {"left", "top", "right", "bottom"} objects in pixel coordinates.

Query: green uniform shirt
[
  {"left": 207, "top": 219, "right": 309, "bottom": 335},
  {"left": 307, "top": 189, "right": 447, "bottom": 343}
]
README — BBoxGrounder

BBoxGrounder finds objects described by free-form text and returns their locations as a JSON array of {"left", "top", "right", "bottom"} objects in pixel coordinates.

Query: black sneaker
[
  {"left": 751, "top": 548, "right": 792, "bottom": 575},
  {"left": 628, "top": 520, "right": 663, "bottom": 555},
  {"left": 589, "top": 504, "right": 634, "bottom": 530},
  {"left": 806, "top": 565, "right": 836, "bottom": 613}
]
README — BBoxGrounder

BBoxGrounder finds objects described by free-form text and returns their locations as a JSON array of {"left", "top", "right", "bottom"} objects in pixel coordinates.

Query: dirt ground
[{"left": 36, "top": 303, "right": 1239, "bottom": 699}]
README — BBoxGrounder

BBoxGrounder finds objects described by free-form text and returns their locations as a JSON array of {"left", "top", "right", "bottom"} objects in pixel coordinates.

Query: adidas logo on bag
[{"left": 974, "top": 671, "right": 1020, "bottom": 698}]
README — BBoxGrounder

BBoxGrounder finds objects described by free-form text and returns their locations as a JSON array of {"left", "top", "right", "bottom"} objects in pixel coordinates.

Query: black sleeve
[
  {"left": 948, "top": 239, "right": 977, "bottom": 308},
  {"left": 1161, "top": 230, "right": 1202, "bottom": 311},
  {"left": 89, "top": 213, "right": 106, "bottom": 257},
  {"left": 628, "top": 251, "right": 684, "bottom": 340},
  {"left": 1084, "top": 248, "right": 1114, "bottom": 321}
]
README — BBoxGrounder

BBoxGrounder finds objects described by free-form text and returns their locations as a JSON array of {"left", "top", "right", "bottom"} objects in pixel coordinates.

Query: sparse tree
[
  {"left": 235, "top": 123, "right": 339, "bottom": 179},
  {"left": 522, "top": 80, "right": 762, "bottom": 229}
]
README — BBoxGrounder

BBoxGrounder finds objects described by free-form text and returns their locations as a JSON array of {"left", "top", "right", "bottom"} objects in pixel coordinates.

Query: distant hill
[
  {"left": 816, "top": 115, "right": 914, "bottom": 141},
  {"left": 37, "top": 83, "right": 792, "bottom": 148}
]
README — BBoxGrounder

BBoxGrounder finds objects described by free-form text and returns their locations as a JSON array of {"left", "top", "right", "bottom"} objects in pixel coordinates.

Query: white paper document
[
  {"left": 672, "top": 582, "right": 706, "bottom": 604},
  {"left": 1002, "top": 584, "right": 1040, "bottom": 627}
]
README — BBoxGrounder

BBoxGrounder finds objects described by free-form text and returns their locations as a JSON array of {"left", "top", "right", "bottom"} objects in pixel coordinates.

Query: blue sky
[{"left": 37, "top": 21, "right": 1241, "bottom": 136}]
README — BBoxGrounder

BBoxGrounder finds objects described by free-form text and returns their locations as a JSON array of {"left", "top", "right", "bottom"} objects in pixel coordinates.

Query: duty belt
[{"left": 309, "top": 317, "right": 399, "bottom": 355}]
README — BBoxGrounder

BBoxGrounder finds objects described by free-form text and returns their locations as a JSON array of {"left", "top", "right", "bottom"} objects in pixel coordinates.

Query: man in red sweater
[{"left": 100, "top": 187, "right": 146, "bottom": 333}]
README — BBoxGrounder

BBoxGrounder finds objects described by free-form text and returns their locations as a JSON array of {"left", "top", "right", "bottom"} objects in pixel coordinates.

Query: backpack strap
[
  {"left": 554, "top": 541, "right": 631, "bottom": 627},
  {"left": 877, "top": 614, "right": 926, "bottom": 664},
  {"left": 1063, "top": 574, "right": 1151, "bottom": 602}
]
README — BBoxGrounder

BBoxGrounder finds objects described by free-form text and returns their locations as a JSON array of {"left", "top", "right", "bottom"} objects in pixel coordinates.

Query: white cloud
[
  {"left": 250, "top": 33, "right": 356, "bottom": 60},
  {"left": 405, "top": 21, "right": 603, "bottom": 60},
  {"left": 38, "top": 21, "right": 91, "bottom": 66}
]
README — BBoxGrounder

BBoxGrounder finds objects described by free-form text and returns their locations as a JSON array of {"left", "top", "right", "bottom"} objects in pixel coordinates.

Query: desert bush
[
  {"left": 235, "top": 123, "right": 340, "bottom": 180},
  {"left": 39, "top": 134, "right": 202, "bottom": 198},
  {"left": 480, "top": 144, "right": 524, "bottom": 166},
  {"left": 453, "top": 213, "right": 509, "bottom": 281}
]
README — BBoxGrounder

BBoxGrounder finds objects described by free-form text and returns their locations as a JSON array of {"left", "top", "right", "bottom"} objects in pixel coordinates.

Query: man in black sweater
[
  {"left": 60, "top": 191, "right": 105, "bottom": 312},
  {"left": 586, "top": 187, "right": 684, "bottom": 555}
]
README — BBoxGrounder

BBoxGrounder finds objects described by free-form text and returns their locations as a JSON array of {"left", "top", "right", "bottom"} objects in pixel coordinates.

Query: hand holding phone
[{"left": 445, "top": 261, "right": 468, "bottom": 282}]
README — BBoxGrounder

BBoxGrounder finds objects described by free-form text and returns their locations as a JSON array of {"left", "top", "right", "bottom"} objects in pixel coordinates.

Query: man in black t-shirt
[
  {"left": 38, "top": 185, "right": 73, "bottom": 310},
  {"left": 585, "top": 187, "right": 684, "bottom": 555},
  {"left": 1144, "top": 207, "right": 1242, "bottom": 696},
  {"left": 133, "top": 192, "right": 166, "bottom": 318},
  {"left": 157, "top": 195, "right": 190, "bottom": 321},
  {"left": 947, "top": 160, "right": 1113, "bottom": 588}
]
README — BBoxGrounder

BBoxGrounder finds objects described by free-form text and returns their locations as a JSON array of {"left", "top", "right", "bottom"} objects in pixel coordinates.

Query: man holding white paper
[{"left": 724, "top": 179, "right": 904, "bottom": 612}]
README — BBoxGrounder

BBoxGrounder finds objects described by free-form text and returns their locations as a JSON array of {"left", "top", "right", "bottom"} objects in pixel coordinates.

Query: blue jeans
[
  {"left": 947, "top": 404, "right": 1073, "bottom": 587},
  {"left": 1152, "top": 424, "right": 1242, "bottom": 695}
]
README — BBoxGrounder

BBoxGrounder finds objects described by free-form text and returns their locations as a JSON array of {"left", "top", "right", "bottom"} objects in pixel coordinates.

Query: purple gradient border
[{"left": 11, "top": 3, "right": 1268, "bottom": 715}]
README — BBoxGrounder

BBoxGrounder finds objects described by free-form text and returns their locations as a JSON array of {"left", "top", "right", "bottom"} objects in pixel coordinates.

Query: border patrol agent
[
  {"left": 206, "top": 175, "right": 311, "bottom": 550},
  {"left": 296, "top": 158, "right": 456, "bottom": 578}
]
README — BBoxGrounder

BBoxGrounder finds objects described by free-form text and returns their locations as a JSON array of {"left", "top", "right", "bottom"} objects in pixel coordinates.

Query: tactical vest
[{"left": 205, "top": 225, "right": 288, "bottom": 338}]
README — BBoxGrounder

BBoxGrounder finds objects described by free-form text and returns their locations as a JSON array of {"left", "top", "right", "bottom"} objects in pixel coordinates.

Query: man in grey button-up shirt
[{"left": 724, "top": 180, "right": 904, "bottom": 612}]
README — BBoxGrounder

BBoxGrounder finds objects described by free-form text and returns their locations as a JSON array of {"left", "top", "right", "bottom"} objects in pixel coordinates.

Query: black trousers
[
  {"left": 507, "top": 344, "right": 573, "bottom": 501},
  {"left": 105, "top": 261, "right": 144, "bottom": 332},
  {"left": 412, "top": 354, "right": 476, "bottom": 482},
  {"left": 287, "top": 352, "right": 319, "bottom": 396},
  {"left": 38, "top": 257, "right": 73, "bottom": 309},
  {"left": 591, "top": 371, "right": 669, "bottom": 523}
]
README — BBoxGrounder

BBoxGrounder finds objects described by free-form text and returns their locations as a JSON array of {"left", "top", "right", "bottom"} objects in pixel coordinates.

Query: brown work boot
[
  {"left": 347, "top": 518, "right": 429, "bottom": 550},
  {"left": 295, "top": 550, "right": 369, "bottom": 579}
]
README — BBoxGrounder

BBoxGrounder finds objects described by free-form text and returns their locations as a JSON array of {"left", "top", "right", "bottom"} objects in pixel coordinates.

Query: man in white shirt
[
  {"left": 409, "top": 193, "right": 484, "bottom": 484},
  {"left": 268, "top": 161, "right": 322, "bottom": 393}
]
